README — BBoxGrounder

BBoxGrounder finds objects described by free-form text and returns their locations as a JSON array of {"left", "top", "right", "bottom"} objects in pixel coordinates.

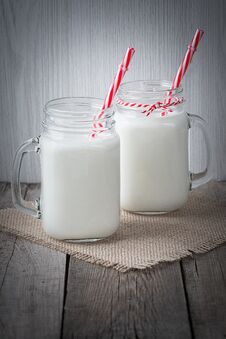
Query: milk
[
  {"left": 115, "top": 108, "right": 190, "bottom": 212},
  {"left": 40, "top": 134, "right": 120, "bottom": 240}
]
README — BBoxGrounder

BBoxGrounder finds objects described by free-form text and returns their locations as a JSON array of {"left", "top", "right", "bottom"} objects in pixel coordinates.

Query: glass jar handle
[
  {"left": 188, "top": 113, "right": 213, "bottom": 189},
  {"left": 11, "top": 137, "right": 41, "bottom": 218}
]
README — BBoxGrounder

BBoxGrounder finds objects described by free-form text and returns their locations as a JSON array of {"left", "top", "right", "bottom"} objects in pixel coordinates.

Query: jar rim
[
  {"left": 44, "top": 97, "right": 113, "bottom": 122},
  {"left": 42, "top": 97, "right": 115, "bottom": 133},
  {"left": 117, "top": 80, "right": 183, "bottom": 100}
]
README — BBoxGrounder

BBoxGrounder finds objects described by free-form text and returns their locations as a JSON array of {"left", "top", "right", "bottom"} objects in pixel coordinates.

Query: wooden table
[{"left": 0, "top": 182, "right": 226, "bottom": 339}]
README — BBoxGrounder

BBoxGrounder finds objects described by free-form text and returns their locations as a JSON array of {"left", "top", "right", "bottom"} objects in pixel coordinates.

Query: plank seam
[
  {"left": 0, "top": 236, "right": 17, "bottom": 291},
  {"left": 216, "top": 249, "right": 226, "bottom": 289},
  {"left": 24, "top": 184, "right": 30, "bottom": 201},
  {"left": 60, "top": 254, "right": 70, "bottom": 339},
  {"left": 180, "top": 260, "right": 195, "bottom": 339}
]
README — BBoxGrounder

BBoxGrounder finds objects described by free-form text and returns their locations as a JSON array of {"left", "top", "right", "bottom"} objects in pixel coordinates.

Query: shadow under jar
[
  {"left": 115, "top": 80, "right": 212, "bottom": 214},
  {"left": 12, "top": 97, "right": 120, "bottom": 241}
]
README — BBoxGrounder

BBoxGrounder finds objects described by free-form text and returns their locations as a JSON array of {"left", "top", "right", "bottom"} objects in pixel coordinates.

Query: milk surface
[
  {"left": 40, "top": 134, "right": 120, "bottom": 240},
  {"left": 115, "top": 109, "right": 190, "bottom": 212}
]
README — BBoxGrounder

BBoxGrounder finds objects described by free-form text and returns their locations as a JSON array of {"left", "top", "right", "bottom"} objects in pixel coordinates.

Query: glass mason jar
[
  {"left": 12, "top": 97, "right": 120, "bottom": 241},
  {"left": 115, "top": 80, "right": 212, "bottom": 214}
]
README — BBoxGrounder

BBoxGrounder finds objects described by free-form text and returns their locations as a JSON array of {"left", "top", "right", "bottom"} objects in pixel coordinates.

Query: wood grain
[
  {"left": 0, "top": 0, "right": 225, "bottom": 182},
  {"left": 0, "top": 183, "right": 66, "bottom": 339},
  {"left": 181, "top": 245, "right": 226, "bottom": 339},
  {"left": 1, "top": 183, "right": 226, "bottom": 338},
  {"left": 62, "top": 258, "right": 192, "bottom": 339},
  {"left": 0, "top": 234, "right": 66, "bottom": 339},
  {"left": 0, "top": 182, "right": 26, "bottom": 208}
]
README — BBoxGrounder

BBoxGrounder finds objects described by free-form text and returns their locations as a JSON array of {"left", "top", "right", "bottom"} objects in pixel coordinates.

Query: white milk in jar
[
  {"left": 115, "top": 80, "right": 212, "bottom": 213},
  {"left": 12, "top": 98, "right": 120, "bottom": 241},
  {"left": 40, "top": 135, "right": 119, "bottom": 240}
]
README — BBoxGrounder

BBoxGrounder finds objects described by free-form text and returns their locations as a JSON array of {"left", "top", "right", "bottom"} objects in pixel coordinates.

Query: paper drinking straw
[
  {"left": 92, "top": 47, "right": 135, "bottom": 137},
  {"left": 170, "top": 28, "right": 204, "bottom": 91},
  {"left": 142, "top": 28, "right": 204, "bottom": 114},
  {"left": 99, "top": 47, "right": 135, "bottom": 118},
  {"left": 115, "top": 29, "right": 204, "bottom": 117}
]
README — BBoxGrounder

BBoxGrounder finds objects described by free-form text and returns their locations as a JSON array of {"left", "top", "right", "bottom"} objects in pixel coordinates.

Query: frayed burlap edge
[{"left": 1, "top": 208, "right": 226, "bottom": 272}]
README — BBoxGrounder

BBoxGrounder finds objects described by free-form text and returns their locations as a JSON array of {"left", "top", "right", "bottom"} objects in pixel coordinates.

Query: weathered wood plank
[
  {"left": 0, "top": 182, "right": 21, "bottom": 292},
  {"left": 62, "top": 258, "right": 192, "bottom": 339},
  {"left": 181, "top": 244, "right": 226, "bottom": 339},
  {"left": 0, "top": 182, "right": 27, "bottom": 208},
  {"left": 0, "top": 183, "right": 66, "bottom": 339},
  {"left": 0, "top": 182, "right": 24, "bottom": 290},
  {"left": 0, "top": 232, "right": 16, "bottom": 289},
  {"left": 1, "top": 182, "right": 226, "bottom": 338},
  {"left": 0, "top": 235, "right": 66, "bottom": 339},
  {"left": 24, "top": 183, "right": 41, "bottom": 202}
]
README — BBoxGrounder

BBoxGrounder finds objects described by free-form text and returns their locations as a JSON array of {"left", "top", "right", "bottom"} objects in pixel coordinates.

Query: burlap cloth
[{"left": 0, "top": 182, "right": 226, "bottom": 272}]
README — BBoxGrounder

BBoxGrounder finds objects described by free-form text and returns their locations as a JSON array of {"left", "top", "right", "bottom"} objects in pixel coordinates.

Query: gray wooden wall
[{"left": 0, "top": 0, "right": 225, "bottom": 182}]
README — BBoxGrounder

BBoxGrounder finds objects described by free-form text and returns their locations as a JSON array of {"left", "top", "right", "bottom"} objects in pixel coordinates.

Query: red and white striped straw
[
  {"left": 99, "top": 47, "right": 135, "bottom": 119},
  {"left": 170, "top": 28, "right": 204, "bottom": 91},
  {"left": 93, "top": 47, "right": 135, "bottom": 133},
  {"left": 116, "top": 28, "right": 204, "bottom": 116}
]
